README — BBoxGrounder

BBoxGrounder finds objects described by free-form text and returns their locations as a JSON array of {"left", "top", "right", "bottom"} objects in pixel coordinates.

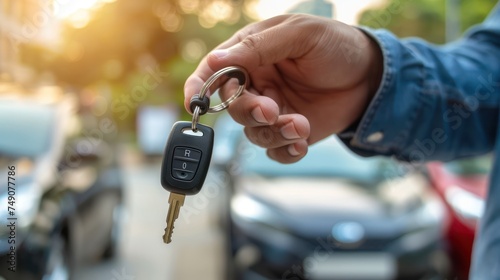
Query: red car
[{"left": 427, "top": 155, "right": 492, "bottom": 280}]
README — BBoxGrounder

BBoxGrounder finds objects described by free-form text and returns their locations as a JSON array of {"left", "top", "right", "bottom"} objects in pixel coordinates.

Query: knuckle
[
  {"left": 244, "top": 126, "right": 280, "bottom": 148},
  {"left": 238, "top": 34, "right": 265, "bottom": 66},
  {"left": 256, "top": 127, "right": 276, "bottom": 146},
  {"left": 243, "top": 128, "right": 261, "bottom": 147},
  {"left": 240, "top": 34, "right": 264, "bottom": 52}
]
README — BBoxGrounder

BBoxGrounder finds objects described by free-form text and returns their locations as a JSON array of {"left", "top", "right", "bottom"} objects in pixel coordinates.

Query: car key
[
  {"left": 160, "top": 66, "right": 248, "bottom": 244},
  {"left": 160, "top": 121, "right": 214, "bottom": 244}
]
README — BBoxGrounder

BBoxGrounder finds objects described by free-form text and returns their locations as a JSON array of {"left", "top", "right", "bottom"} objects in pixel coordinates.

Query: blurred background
[{"left": 0, "top": 0, "right": 497, "bottom": 279}]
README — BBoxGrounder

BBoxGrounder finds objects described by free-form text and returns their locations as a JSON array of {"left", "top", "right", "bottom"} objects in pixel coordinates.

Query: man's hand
[{"left": 184, "top": 14, "right": 383, "bottom": 163}]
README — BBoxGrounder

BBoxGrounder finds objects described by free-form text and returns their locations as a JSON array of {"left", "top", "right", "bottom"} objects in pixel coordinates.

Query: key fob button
[
  {"left": 171, "top": 159, "right": 199, "bottom": 173},
  {"left": 172, "top": 160, "right": 198, "bottom": 180},
  {"left": 171, "top": 147, "right": 201, "bottom": 181},
  {"left": 173, "top": 147, "right": 202, "bottom": 161},
  {"left": 173, "top": 170, "right": 194, "bottom": 180}
]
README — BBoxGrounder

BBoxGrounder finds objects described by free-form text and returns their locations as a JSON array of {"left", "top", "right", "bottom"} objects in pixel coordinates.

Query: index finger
[{"left": 183, "top": 15, "right": 295, "bottom": 113}]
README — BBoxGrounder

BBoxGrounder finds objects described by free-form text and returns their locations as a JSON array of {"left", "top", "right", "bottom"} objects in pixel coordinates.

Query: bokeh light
[
  {"left": 181, "top": 39, "right": 207, "bottom": 63},
  {"left": 160, "top": 13, "right": 184, "bottom": 33}
]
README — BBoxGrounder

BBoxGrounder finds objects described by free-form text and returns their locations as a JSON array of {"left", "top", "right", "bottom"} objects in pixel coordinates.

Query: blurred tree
[
  {"left": 26, "top": 0, "right": 256, "bottom": 86},
  {"left": 22, "top": 0, "right": 258, "bottom": 132},
  {"left": 359, "top": 0, "right": 497, "bottom": 43}
]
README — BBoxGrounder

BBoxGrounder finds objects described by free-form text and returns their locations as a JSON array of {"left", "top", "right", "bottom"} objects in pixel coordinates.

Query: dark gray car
[{"left": 212, "top": 114, "right": 450, "bottom": 280}]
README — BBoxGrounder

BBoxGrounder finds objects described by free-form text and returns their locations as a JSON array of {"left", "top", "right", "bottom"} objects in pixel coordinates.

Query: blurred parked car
[
  {"left": 427, "top": 156, "right": 491, "bottom": 280},
  {"left": 136, "top": 105, "right": 178, "bottom": 157},
  {"left": 0, "top": 94, "right": 124, "bottom": 280},
  {"left": 212, "top": 115, "right": 449, "bottom": 280}
]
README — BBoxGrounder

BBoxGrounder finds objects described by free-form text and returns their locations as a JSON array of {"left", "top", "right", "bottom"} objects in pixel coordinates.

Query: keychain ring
[
  {"left": 191, "top": 106, "right": 201, "bottom": 131},
  {"left": 191, "top": 66, "right": 249, "bottom": 131},
  {"left": 199, "top": 66, "right": 249, "bottom": 113}
]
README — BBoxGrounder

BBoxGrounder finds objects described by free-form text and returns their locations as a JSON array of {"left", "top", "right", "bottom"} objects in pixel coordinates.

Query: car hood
[{"left": 234, "top": 174, "right": 437, "bottom": 238}]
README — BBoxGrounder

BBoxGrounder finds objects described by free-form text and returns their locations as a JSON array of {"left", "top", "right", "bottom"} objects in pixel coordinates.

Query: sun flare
[
  {"left": 254, "top": 0, "right": 385, "bottom": 25},
  {"left": 52, "top": 0, "right": 115, "bottom": 27}
]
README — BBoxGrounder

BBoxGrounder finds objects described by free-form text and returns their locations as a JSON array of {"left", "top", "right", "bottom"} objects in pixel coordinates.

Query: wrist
[{"left": 338, "top": 27, "right": 383, "bottom": 132}]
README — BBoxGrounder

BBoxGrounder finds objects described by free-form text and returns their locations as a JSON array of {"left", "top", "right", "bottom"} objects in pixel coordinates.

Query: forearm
[{"left": 342, "top": 6, "right": 500, "bottom": 163}]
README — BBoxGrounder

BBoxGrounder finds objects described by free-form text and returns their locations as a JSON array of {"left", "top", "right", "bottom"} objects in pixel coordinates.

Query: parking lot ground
[{"left": 74, "top": 147, "right": 225, "bottom": 280}]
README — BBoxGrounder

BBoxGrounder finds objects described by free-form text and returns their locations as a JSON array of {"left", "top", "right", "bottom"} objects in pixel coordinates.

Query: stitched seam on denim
[
  {"left": 354, "top": 31, "right": 427, "bottom": 155},
  {"left": 352, "top": 30, "right": 394, "bottom": 153},
  {"left": 393, "top": 67, "right": 426, "bottom": 158}
]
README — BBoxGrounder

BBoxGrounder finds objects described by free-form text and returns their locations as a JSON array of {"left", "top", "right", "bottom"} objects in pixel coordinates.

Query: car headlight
[
  {"left": 395, "top": 194, "right": 446, "bottom": 252},
  {"left": 230, "top": 193, "right": 313, "bottom": 263},
  {"left": 231, "top": 194, "right": 276, "bottom": 224},
  {"left": 413, "top": 192, "right": 446, "bottom": 226},
  {"left": 445, "top": 185, "right": 484, "bottom": 223},
  {"left": 230, "top": 194, "right": 300, "bottom": 244}
]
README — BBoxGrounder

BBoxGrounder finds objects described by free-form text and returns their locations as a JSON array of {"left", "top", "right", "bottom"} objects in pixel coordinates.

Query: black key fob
[{"left": 160, "top": 121, "right": 214, "bottom": 195}]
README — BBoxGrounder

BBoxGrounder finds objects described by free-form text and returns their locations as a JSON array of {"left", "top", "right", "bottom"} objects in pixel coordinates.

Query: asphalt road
[{"left": 74, "top": 149, "right": 226, "bottom": 280}]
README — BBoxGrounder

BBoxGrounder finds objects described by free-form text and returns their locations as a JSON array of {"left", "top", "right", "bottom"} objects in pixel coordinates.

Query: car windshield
[
  {"left": 240, "top": 137, "right": 401, "bottom": 183},
  {"left": 445, "top": 155, "right": 493, "bottom": 176},
  {"left": 0, "top": 101, "right": 55, "bottom": 159}
]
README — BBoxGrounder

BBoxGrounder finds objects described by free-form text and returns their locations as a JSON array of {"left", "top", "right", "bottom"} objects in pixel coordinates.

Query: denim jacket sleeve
[{"left": 341, "top": 3, "right": 500, "bottom": 163}]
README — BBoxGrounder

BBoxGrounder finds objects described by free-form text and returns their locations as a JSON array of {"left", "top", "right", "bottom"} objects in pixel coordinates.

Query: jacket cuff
[{"left": 340, "top": 27, "right": 427, "bottom": 158}]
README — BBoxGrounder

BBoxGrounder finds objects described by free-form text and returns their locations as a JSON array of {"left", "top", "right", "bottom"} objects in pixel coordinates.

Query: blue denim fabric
[{"left": 344, "top": 3, "right": 500, "bottom": 280}]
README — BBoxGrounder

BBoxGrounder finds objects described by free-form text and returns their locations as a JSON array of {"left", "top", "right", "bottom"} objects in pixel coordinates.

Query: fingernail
[
  {"left": 288, "top": 144, "right": 300, "bottom": 156},
  {"left": 251, "top": 107, "right": 268, "bottom": 124},
  {"left": 211, "top": 49, "right": 229, "bottom": 59},
  {"left": 280, "top": 122, "right": 300, "bottom": 140}
]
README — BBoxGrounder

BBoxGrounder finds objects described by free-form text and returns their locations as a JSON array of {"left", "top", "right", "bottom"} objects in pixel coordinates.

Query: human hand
[{"left": 184, "top": 14, "right": 382, "bottom": 163}]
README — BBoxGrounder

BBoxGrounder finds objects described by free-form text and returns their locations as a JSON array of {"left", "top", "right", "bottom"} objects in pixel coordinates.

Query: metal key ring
[
  {"left": 201, "top": 66, "right": 248, "bottom": 113},
  {"left": 191, "top": 106, "right": 201, "bottom": 131},
  {"left": 191, "top": 66, "right": 249, "bottom": 131}
]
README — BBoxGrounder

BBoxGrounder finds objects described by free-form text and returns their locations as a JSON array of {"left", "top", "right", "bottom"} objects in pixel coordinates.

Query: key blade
[{"left": 163, "top": 192, "right": 186, "bottom": 244}]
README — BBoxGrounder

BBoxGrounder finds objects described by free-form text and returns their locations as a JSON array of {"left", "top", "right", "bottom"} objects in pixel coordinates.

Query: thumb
[
  {"left": 184, "top": 15, "right": 329, "bottom": 113},
  {"left": 206, "top": 24, "right": 311, "bottom": 72}
]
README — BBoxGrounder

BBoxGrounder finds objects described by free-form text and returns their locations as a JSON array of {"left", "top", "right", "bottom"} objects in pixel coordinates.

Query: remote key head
[{"left": 161, "top": 121, "right": 214, "bottom": 195}]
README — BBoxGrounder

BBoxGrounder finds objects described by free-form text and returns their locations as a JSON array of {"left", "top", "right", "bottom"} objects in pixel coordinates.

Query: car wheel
[
  {"left": 102, "top": 203, "right": 124, "bottom": 259},
  {"left": 43, "top": 234, "right": 71, "bottom": 280}
]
